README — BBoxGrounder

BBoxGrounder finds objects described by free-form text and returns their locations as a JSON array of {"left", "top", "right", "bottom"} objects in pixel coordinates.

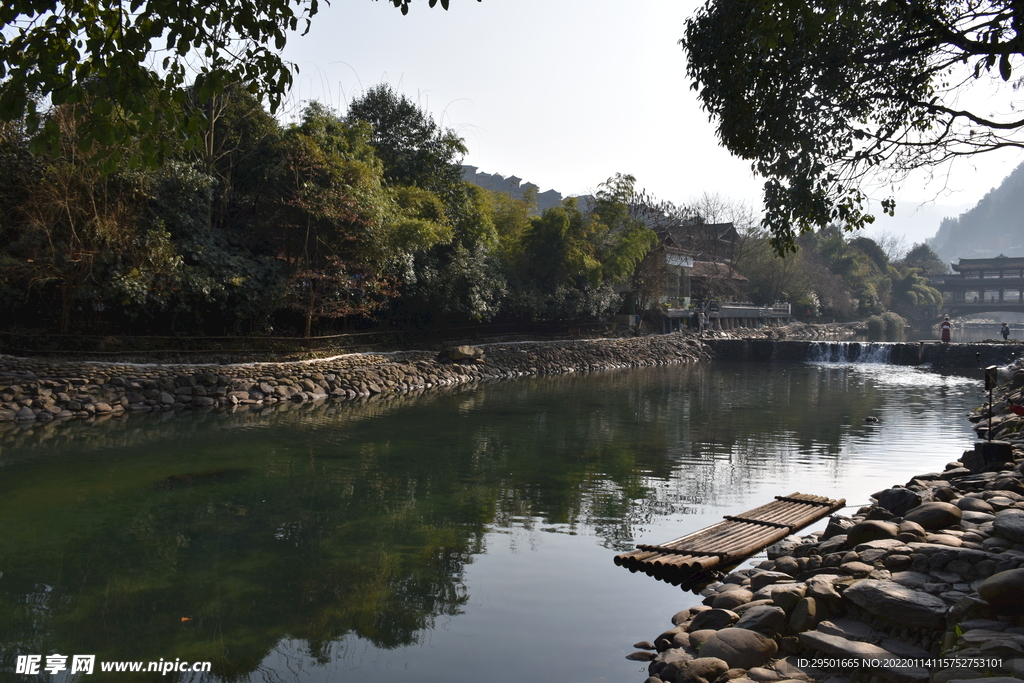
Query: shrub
[{"left": 881, "top": 311, "right": 907, "bottom": 337}]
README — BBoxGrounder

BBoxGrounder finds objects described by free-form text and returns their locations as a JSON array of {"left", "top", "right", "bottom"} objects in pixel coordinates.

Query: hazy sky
[{"left": 279, "top": 0, "right": 1024, "bottom": 246}]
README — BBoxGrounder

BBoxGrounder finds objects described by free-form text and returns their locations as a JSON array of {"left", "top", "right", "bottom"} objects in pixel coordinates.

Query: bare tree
[{"left": 872, "top": 231, "right": 910, "bottom": 263}]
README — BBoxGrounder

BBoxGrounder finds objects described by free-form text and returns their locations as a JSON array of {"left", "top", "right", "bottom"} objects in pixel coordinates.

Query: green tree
[
  {"left": 889, "top": 267, "right": 943, "bottom": 319},
  {"left": 590, "top": 174, "right": 659, "bottom": 285},
  {"left": 347, "top": 85, "right": 512, "bottom": 325},
  {"left": 510, "top": 176, "right": 656, "bottom": 321},
  {"left": 901, "top": 243, "right": 950, "bottom": 277},
  {"left": 346, "top": 84, "right": 467, "bottom": 198},
  {"left": 274, "top": 102, "right": 424, "bottom": 336},
  {"left": 135, "top": 162, "right": 285, "bottom": 334},
  {"left": 521, "top": 202, "right": 602, "bottom": 293},
  {"left": 681, "top": 0, "right": 1024, "bottom": 254},
  {"left": 396, "top": 183, "right": 508, "bottom": 324},
  {"left": 0, "top": 105, "right": 182, "bottom": 333},
  {"left": 0, "top": 0, "right": 469, "bottom": 169}
]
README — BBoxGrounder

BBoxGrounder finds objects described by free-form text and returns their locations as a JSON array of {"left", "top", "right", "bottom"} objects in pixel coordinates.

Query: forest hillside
[{"left": 930, "top": 162, "right": 1024, "bottom": 262}]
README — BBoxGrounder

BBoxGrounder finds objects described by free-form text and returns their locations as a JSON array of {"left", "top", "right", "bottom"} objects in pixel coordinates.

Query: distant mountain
[{"left": 929, "top": 162, "right": 1024, "bottom": 263}]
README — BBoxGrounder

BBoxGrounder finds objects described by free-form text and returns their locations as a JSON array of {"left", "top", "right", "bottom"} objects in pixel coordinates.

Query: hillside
[{"left": 929, "top": 161, "right": 1024, "bottom": 262}]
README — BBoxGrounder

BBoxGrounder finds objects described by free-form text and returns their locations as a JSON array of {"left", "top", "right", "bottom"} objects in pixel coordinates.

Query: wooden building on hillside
[{"left": 931, "top": 254, "right": 1024, "bottom": 314}]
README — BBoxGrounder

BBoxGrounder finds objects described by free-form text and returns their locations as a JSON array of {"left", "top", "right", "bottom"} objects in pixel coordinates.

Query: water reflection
[{"left": 0, "top": 362, "right": 981, "bottom": 682}]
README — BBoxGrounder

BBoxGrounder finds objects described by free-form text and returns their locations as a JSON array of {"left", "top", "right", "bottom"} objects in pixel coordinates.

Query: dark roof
[
  {"left": 952, "top": 254, "right": 1024, "bottom": 271},
  {"left": 691, "top": 261, "right": 748, "bottom": 282},
  {"left": 660, "top": 221, "right": 735, "bottom": 245}
]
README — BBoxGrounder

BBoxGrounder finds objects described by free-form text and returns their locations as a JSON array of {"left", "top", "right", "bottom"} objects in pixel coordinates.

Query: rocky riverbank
[
  {"left": 628, "top": 363, "right": 1024, "bottom": 683},
  {"left": 0, "top": 334, "right": 708, "bottom": 425}
]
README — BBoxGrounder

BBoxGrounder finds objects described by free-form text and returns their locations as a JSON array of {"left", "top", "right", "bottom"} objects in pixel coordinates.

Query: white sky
[{"left": 279, "top": 0, "right": 1024, "bottom": 246}]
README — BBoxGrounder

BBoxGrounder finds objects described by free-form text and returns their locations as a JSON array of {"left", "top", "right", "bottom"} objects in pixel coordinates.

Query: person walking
[
  {"left": 1001, "top": 322, "right": 1010, "bottom": 341},
  {"left": 941, "top": 316, "right": 952, "bottom": 343}
]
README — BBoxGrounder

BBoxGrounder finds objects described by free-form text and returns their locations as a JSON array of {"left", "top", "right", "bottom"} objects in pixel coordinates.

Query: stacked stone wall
[{"left": 0, "top": 334, "right": 709, "bottom": 424}]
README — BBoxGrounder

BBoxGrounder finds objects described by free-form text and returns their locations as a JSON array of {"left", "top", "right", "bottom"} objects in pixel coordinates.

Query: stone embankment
[
  {"left": 0, "top": 334, "right": 708, "bottom": 424},
  {"left": 629, "top": 363, "right": 1024, "bottom": 683},
  {"left": 710, "top": 322, "right": 862, "bottom": 340}
]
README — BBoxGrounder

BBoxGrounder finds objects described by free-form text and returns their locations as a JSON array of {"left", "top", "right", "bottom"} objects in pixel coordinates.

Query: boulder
[
  {"left": 672, "top": 631, "right": 692, "bottom": 649},
  {"left": 687, "top": 629, "right": 718, "bottom": 649},
  {"left": 839, "top": 561, "right": 874, "bottom": 578},
  {"left": 712, "top": 589, "right": 754, "bottom": 610},
  {"left": 798, "top": 631, "right": 930, "bottom": 681},
  {"left": 626, "top": 651, "right": 656, "bottom": 661},
  {"left": 750, "top": 571, "right": 795, "bottom": 592},
  {"left": 816, "top": 618, "right": 875, "bottom": 642},
  {"left": 678, "top": 657, "right": 730, "bottom": 683},
  {"left": 774, "top": 556, "right": 801, "bottom": 577},
  {"left": 672, "top": 609, "right": 693, "bottom": 626},
  {"left": 771, "top": 584, "right": 807, "bottom": 613},
  {"left": 733, "top": 605, "right": 788, "bottom": 637},
  {"left": 961, "top": 510, "right": 996, "bottom": 525},
  {"left": 843, "top": 579, "right": 948, "bottom": 629},
  {"left": 822, "top": 515, "right": 856, "bottom": 540},
  {"left": 957, "top": 496, "right": 996, "bottom": 514},
  {"left": 817, "top": 534, "right": 847, "bottom": 555},
  {"left": 845, "top": 520, "right": 899, "bottom": 547},
  {"left": 688, "top": 608, "right": 740, "bottom": 632},
  {"left": 754, "top": 582, "right": 810, "bottom": 602},
  {"left": 902, "top": 502, "right": 963, "bottom": 531},
  {"left": 898, "top": 520, "right": 927, "bottom": 537},
  {"left": 733, "top": 599, "right": 776, "bottom": 615},
  {"left": 993, "top": 510, "right": 1024, "bottom": 543},
  {"left": 789, "top": 597, "right": 818, "bottom": 632},
  {"left": 873, "top": 487, "right": 924, "bottom": 517},
  {"left": 653, "top": 648, "right": 694, "bottom": 681},
  {"left": 977, "top": 568, "right": 1024, "bottom": 616},
  {"left": 698, "top": 628, "right": 779, "bottom": 670},
  {"left": 439, "top": 345, "right": 485, "bottom": 361}
]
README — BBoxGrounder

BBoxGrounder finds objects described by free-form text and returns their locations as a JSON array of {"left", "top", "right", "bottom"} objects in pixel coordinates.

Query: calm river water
[{"left": 0, "top": 357, "right": 988, "bottom": 682}]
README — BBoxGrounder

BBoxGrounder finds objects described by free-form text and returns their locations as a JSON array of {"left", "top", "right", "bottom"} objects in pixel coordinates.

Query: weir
[
  {"left": 806, "top": 341, "right": 891, "bottom": 363},
  {"left": 705, "top": 339, "right": 1023, "bottom": 367}
]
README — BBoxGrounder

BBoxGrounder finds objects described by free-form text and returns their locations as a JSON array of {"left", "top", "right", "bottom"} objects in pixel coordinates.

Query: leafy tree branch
[{"left": 681, "top": 0, "right": 1024, "bottom": 254}]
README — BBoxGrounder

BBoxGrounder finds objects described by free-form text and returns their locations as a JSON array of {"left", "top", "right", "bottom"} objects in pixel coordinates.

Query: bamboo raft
[{"left": 614, "top": 492, "right": 846, "bottom": 587}]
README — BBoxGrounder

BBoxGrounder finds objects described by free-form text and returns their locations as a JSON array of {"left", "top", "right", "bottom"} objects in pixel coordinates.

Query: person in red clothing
[{"left": 941, "top": 316, "right": 952, "bottom": 343}]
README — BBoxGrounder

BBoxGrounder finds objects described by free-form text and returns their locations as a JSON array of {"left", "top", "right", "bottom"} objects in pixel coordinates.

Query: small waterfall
[{"left": 807, "top": 341, "right": 893, "bottom": 364}]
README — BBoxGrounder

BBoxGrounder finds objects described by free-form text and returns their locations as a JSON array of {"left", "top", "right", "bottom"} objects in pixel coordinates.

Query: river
[{"left": 0, "top": 355, "right": 989, "bottom": 682}]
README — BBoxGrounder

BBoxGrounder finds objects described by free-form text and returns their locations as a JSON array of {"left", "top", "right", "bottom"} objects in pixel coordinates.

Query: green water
[{"left": 0, "top": 361, "right": 984, "bottom": 682}]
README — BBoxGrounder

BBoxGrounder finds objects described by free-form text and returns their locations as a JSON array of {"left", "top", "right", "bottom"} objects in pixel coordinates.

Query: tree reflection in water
[{"left": 0, "top": 362, "right": 978, "bottom": 679}]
